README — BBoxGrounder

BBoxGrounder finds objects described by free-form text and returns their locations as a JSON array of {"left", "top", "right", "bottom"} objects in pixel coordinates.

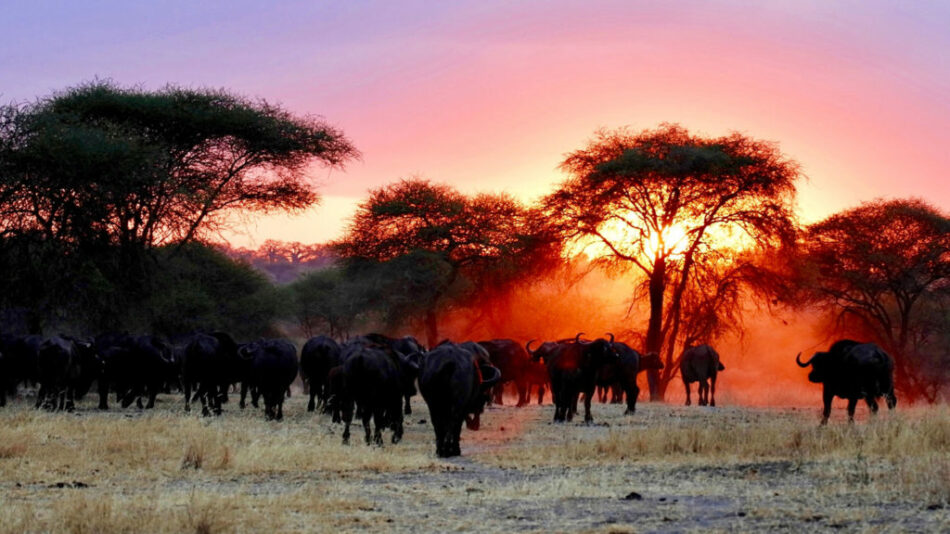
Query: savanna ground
[{"left": 0, "top": 388, "right": 947, "bottom": 533}]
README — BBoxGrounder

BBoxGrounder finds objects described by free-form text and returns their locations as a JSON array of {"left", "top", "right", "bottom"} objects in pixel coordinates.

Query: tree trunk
[
  {"left": 424, "top": 309, "right": 439, "bottom": 348},
  {"left": 644, "top": 257, "right": 666, "bottom": 400}
]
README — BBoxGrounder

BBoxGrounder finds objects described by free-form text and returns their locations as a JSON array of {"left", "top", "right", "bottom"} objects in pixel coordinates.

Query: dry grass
[{"left": 0, "top": 394, "right": 947, "bottom": 532}]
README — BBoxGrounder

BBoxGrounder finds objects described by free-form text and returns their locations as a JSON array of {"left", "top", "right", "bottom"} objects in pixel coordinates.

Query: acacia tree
[
  {"left": 0, "top": 82, "right": 356, "bottom": 254},
  {"left": 335, "top": 178, "right": 559, "bottom": 346},
  {"left": 0, "top": 81, "right": 356, "bottom": 330},
  {"left": 545, "top": 124, "right": 799, "bottom": 399},
  {"left": 797, "top": 198, "right": 950, "bottom": 401}
]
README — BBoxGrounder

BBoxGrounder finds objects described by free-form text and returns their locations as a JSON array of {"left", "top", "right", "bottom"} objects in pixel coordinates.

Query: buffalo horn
[
  {"left": 606, "top": 332, "right": 615, "bottom": 343},
  {"left": 795, "top": 352, "right": 814, "bottom": 367},
  {"left": 525, "top": 339, "right": 538, "bottom": 355},
  {"left": 575, "top": 332, "right": 585, "bottom": 343},
  {"left": 479, "top": 365, "right": 501, "bottom": 388}
]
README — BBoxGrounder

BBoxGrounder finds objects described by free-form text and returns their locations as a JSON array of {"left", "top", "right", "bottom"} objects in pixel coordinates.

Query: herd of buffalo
[{"left": 0, "top": 331, "right": 897, "bottom": 457}]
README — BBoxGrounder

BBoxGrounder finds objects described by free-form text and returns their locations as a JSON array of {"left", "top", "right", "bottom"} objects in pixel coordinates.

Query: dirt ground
[{"left": 0, "top": 391, "right": 947, "bottom": 533}]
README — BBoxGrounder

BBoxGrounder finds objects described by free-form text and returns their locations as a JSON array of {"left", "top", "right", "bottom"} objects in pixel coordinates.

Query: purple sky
[{"left": 3, "top": 1, "right": 948, "bottom": 246}]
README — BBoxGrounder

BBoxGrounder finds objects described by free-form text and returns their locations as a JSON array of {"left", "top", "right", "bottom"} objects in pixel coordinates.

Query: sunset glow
[{"left": 2, "top": 2, "right": 947, "bottom": 247}]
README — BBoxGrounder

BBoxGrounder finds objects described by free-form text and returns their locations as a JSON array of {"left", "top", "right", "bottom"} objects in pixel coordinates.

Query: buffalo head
[{"left": 796, "top": 351, "right": 830, "bottom": 383}]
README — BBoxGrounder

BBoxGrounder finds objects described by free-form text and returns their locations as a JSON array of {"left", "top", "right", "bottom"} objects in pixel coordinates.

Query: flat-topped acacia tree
[
  {"left": 544, "top": 124, "right": 800, "bottom": 399},
  {"left": 0, "top": 81, "right": 356, "bottom": 330},
  {"left": 0, "top": 81, "right": 357, "bottom": 255}
]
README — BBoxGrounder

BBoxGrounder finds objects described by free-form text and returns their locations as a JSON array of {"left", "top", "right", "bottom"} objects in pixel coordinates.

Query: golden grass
[{"left": 0, "top": 396, "right": 947, "bottom": 532}]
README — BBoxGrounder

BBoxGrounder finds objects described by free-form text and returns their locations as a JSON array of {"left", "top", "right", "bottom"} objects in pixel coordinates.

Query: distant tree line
[{"left": 1, "top": 82, "right": 947, "bottom": 401}]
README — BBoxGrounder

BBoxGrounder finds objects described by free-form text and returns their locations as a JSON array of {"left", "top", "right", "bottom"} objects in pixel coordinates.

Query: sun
[
  {"left": 645, "top": 224, "right": 690, "bottom": 259},
  {"left": 576, "top": 217, "right": 756, "bottom": 262}
]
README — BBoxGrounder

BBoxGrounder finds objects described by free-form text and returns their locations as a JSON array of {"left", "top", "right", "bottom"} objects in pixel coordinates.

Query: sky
[{"left": 2, "top": 0, "right": 948, "bottom": 247}]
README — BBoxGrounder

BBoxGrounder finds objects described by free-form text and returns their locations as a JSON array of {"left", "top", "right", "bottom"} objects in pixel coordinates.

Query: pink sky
[{"left": 4, "top": 1, "right": 947, "bottom": 247}]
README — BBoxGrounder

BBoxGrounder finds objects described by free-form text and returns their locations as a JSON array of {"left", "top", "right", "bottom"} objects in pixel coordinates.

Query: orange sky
[{"left": 4, "top": 2, "right": 948, "bottom": 248}]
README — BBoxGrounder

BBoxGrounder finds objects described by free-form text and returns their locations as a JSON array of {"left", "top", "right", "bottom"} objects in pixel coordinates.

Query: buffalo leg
[
  {"left": 373, "top": 407, "right": 386, "bottom": 446},
  {"left": 698, "top": 379, "right": 709, "bottom": 406},
  {"left": 98, "top": 379, "right": 110, "bottom": 410},
  {"left": 239, "top": 383, "right": 248, "bottom": 409},
  {"left": 583, "top": 388, "right": 594, "bottom": 424},
  {"left": 341, "top": 399, "right": 354, "bottom": 445},
  {"left": 821, "top": 388, "right": 834, "bottom": 425},
  {"left": 516, "top": 380, "right": 528, "bottom": 407},
  {"left": 709, "top": 377, "right": 717, "bottom": 407},
  {"left": 198, "top": 386, "right": 211, "bottom": 417},
  {"left": 537, "top": 384, "right": 545, "bottom": 405},
  {"left": 362, "top": 408, "right": 374, "bottom": 445},
  {"left": 846, "top": 398, "right": 858, "bottom": 423},
  {"left": 885, "top": 391, "right": 897, "bottom": 410},
  {"left": 391, "top": 405, "right": 404, "bottom": 444},
  {"left": 866, "top": 397, "right": 879, "bottom": 415},
  {"left": 624, "top": 383, "right": 639, "bottom": 415},
  {"left": 307, "top": 385, "right": 317, "bottom": 412},
  {"left": 684, "top": 381, "right": 692, "bottom": 406},
  {"left": 403, "top": 394, "right": 412, "bottom": 415},
  {"left": 183, "top": 382, "right": 191, "bottom": 412}
]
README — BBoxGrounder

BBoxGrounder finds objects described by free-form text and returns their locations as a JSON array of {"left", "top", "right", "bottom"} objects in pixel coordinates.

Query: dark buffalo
[
  {"left": 796, "top": 340, "right": 897, "bottom": 424},
  {"left": 237, "top": 339, "right": 299, "bottom": 421},
  {"left": 338, "top": 341, "right": 420, "bottom": 445},
  {"left": 597, "top": 343, "right": 664, "bottom": 414},
  {"left": 300, "top": 335, "right": 342, "bottom": 413},
  {"left": 523, "top": 357, "right": 549, "bottom": 405},
  {"left": 680, "top": 344, "right": 725, "bottom": 407},
  {"left": 35, "top": 336, "right": 99, "bottom": 411},
  {"left": 0, "top": 334, "right": 41, "bottom": 405},
  {"left": 529, "top": 333, "right": 619, "bottom": 423},
  {"left": 359, "top": 333, "right": 426, "bottom": 414},
  {"left": 478, "top": 339, "right": 533, "bottom": 406},
  {"left": 419, "top": 342, "right": 501, "bottom": 457},
  {"left": 95, "top": 334, "right": 177, "bottom": 410},
  {"left": 182, "top": 332, "right": 240, "bottom": 416}
]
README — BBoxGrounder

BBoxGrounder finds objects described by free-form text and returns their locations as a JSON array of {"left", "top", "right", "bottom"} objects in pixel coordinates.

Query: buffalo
[
  {"left": 182, "top": 332, "right": 240, "bottom": 416},
  {"left": 95, "top": 334, "right": 177, "bottom": 410},
  {"left": 529, "top": 333, "right": 619, "bottom": 423},
  {"left": 419, "top": 342, "right": 501, "bottom": 457},
  {"left": 359, "top": 333, "right": 426, "bottom": 414},
  {"left": 478, "top": 338, "right": 534, "bottom": 406},
  {"left": 796, "top": 340, "right": 897, "bottom": 424},
  {"left": 300, "top": 335, "right": 342, "bottom": 413},
  {"left": 35, "top": 336, "right": 99, "bottom": 411},
  {"left": 597, "top": 343, "right": 664, "bottom": 414},
  {"left": 0, "top": 334, "right": 41, "bottom": 405},
  {"left": 237, "top": 339, "right": 299, "bottom": 421},
  {"left": 338, "top": 340, "right": 420, "bottom": 445},
  {"left": 680, "top": 344, "right": 725, "bottom": 407}
]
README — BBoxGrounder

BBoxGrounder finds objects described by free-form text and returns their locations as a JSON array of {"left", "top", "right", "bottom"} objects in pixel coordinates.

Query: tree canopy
[
  {"left": 0, "top": 81, "right": 356, "bottom": 333},
  {"left": 335, "top": 178, "right": 560, "bottom": 345},
  {"left": 545, "top": 123, "right": 800, "bottom": 398},
  {"left": 797, "top": 198, "right": 950, "bottom": 401},
  {"left": 0, "top": 81, "right": 357, "bottom": 251}
]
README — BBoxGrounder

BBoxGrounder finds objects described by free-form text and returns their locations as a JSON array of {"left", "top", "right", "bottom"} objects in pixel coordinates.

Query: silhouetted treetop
[
  {"left": 0, "top": 81, "right": 358, "bottom": 249},
  {"left": 336, "top": 177, "right": 560, "bottom": 345}
]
